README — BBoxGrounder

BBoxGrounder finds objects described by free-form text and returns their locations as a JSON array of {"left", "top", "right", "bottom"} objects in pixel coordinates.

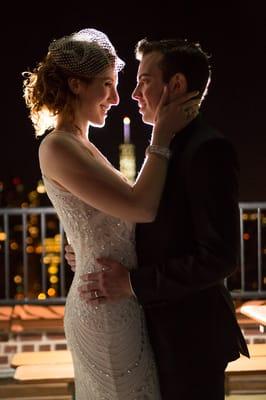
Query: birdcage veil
[{"left": 48, "top": 28, "right": 125, "bottom": 77}]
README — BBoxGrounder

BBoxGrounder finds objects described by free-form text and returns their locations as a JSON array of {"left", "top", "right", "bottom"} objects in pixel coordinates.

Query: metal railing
[
  {"left": 230, "top": 202, "right": 266, "bottom": 299},
  {"left": 0, "top": 203, "right": 266, "bottom": 305},
  {"left": 0, "top": 207, "right": 66, "bottom": 305}
]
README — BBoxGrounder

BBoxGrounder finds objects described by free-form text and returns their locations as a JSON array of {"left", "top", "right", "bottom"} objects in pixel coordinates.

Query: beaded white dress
[{"left": 42, "top": 175, "right": 161, "bottom": 400}]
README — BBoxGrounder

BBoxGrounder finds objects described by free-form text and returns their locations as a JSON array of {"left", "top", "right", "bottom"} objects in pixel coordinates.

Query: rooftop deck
[{"left": 0, "top": 302, "right": 266, "bottom": 399}]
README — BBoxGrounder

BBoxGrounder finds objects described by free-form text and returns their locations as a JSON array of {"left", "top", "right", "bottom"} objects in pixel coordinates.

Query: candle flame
[{"left": 123, "top": 117, "right": 130, "bottom": 125}]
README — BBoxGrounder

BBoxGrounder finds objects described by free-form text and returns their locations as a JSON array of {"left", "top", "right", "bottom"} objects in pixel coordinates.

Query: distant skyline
[{"left": 2, "top": 2, "right": 265, "bottom": 201}]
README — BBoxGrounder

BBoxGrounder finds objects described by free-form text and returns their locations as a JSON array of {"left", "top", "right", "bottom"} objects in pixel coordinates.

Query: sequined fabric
[{"left": 42, "top": 176, "right": 161, "bottom": 400}]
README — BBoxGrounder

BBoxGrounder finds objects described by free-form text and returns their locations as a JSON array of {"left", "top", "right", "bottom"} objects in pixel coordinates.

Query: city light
[
  {"left": 0, "top": 232, "right": 7, "bottom": 241},
  {"left": 10, "top": 242, "right": 19, "bottom": 250},
  {"left": 48, "top": 288, "right": 56, "bottom": 297},
  {"left": 14, "top": 275, "right": 23, "bottom": 284},
  {"left": 37, "top": 180, "right": 46, "bottom": 194}
]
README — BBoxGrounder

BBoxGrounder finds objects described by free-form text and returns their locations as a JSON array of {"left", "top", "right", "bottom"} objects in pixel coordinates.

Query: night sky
[{"left": 2, "top": 2, "right": 265, "bottom": 201}]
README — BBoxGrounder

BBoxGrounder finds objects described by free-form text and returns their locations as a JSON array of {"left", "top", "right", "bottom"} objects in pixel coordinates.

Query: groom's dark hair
[{"left": 135, "top": 38, "right": 211, "bottom": 101}]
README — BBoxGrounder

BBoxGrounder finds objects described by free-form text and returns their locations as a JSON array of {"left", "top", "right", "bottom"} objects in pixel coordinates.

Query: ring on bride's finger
[{"left": 92, "top": 290, "right": 99, "bottom": 298}]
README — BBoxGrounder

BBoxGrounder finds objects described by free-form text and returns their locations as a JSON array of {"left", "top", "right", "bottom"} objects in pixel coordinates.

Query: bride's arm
[{"left": 39, "top": 91, "right": 198, "bottom": 222}]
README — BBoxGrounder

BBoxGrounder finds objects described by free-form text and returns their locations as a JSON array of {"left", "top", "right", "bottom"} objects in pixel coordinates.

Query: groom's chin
[{"left": 142, "top": 115, "right": 154, "bottom": 126}]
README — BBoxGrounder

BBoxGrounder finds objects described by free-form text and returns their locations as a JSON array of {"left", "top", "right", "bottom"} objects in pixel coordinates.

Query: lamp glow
[
  {"left": 123, "top": 117, "right": 130, "bottom": 144},
  {"left": 120, "top": 117, "right": 136, "bottom": 183}
]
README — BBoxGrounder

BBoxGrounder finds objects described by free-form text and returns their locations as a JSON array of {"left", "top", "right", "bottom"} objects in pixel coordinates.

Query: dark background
[{"left": 1, "top": 1, "right": 265, "bottom": 201}]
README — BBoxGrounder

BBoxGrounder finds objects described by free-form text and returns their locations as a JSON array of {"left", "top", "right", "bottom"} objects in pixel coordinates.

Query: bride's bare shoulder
[{"left": 39, "top": 131, "right": 82, "bottom": 158}]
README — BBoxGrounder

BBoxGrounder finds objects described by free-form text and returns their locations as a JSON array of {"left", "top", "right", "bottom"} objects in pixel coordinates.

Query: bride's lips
[
  {"left": 138, "top": 103, "right": 146, "bottom": 114},
  {"left": 100, "top": 105, "right": 110, "bottom": 114}
]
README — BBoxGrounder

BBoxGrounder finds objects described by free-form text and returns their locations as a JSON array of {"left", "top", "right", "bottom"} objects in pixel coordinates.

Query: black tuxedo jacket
[{"left": 130, "top": 114, "right": 249, "bottom": 374}]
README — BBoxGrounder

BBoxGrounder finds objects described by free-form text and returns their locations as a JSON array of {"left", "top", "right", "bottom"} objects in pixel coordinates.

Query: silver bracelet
[{"left": 145, "top": 145, "right": 171, "bottom": 160}]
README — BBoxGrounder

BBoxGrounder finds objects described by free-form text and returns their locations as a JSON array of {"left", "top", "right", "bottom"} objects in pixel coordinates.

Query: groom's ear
[{"left": 168, "top": 72, "right": 188, "bottom": 100}]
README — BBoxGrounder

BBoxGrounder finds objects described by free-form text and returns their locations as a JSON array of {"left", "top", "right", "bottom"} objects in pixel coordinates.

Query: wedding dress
[{"left": 42, "top": 175, "right": 161, "bottom": 400}]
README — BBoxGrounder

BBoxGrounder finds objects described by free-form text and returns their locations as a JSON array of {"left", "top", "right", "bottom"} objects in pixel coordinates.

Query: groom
[{"left": 66, "top": 38, "right": 249, "bottom": 399}]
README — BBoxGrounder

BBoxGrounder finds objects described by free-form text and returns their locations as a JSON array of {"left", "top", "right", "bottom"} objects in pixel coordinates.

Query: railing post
[
  {"left": 40, "top": 212, "right": 47, "bottom": 294},
  {"left": 22, "top": 212, "right": 28, "bottom": 299},
  {"left": 239, "top": 206, "right": 245, "bottom": 292},
  {"left": 3, "top": 213, "right": 10, "bottom": 299},
  {"left": 257, "top": 207, "right": 262, "bottom": 293}
]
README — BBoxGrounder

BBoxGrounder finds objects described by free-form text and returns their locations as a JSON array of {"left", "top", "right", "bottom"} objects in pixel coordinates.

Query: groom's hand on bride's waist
[{"left": 78, "top": 258, "right": 135, "bottom": 305}]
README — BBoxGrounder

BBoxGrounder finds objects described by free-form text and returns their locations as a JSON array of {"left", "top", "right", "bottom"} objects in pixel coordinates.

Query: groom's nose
[{"left": 131, "top": 84, "right": 141, "bottom": 101}]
